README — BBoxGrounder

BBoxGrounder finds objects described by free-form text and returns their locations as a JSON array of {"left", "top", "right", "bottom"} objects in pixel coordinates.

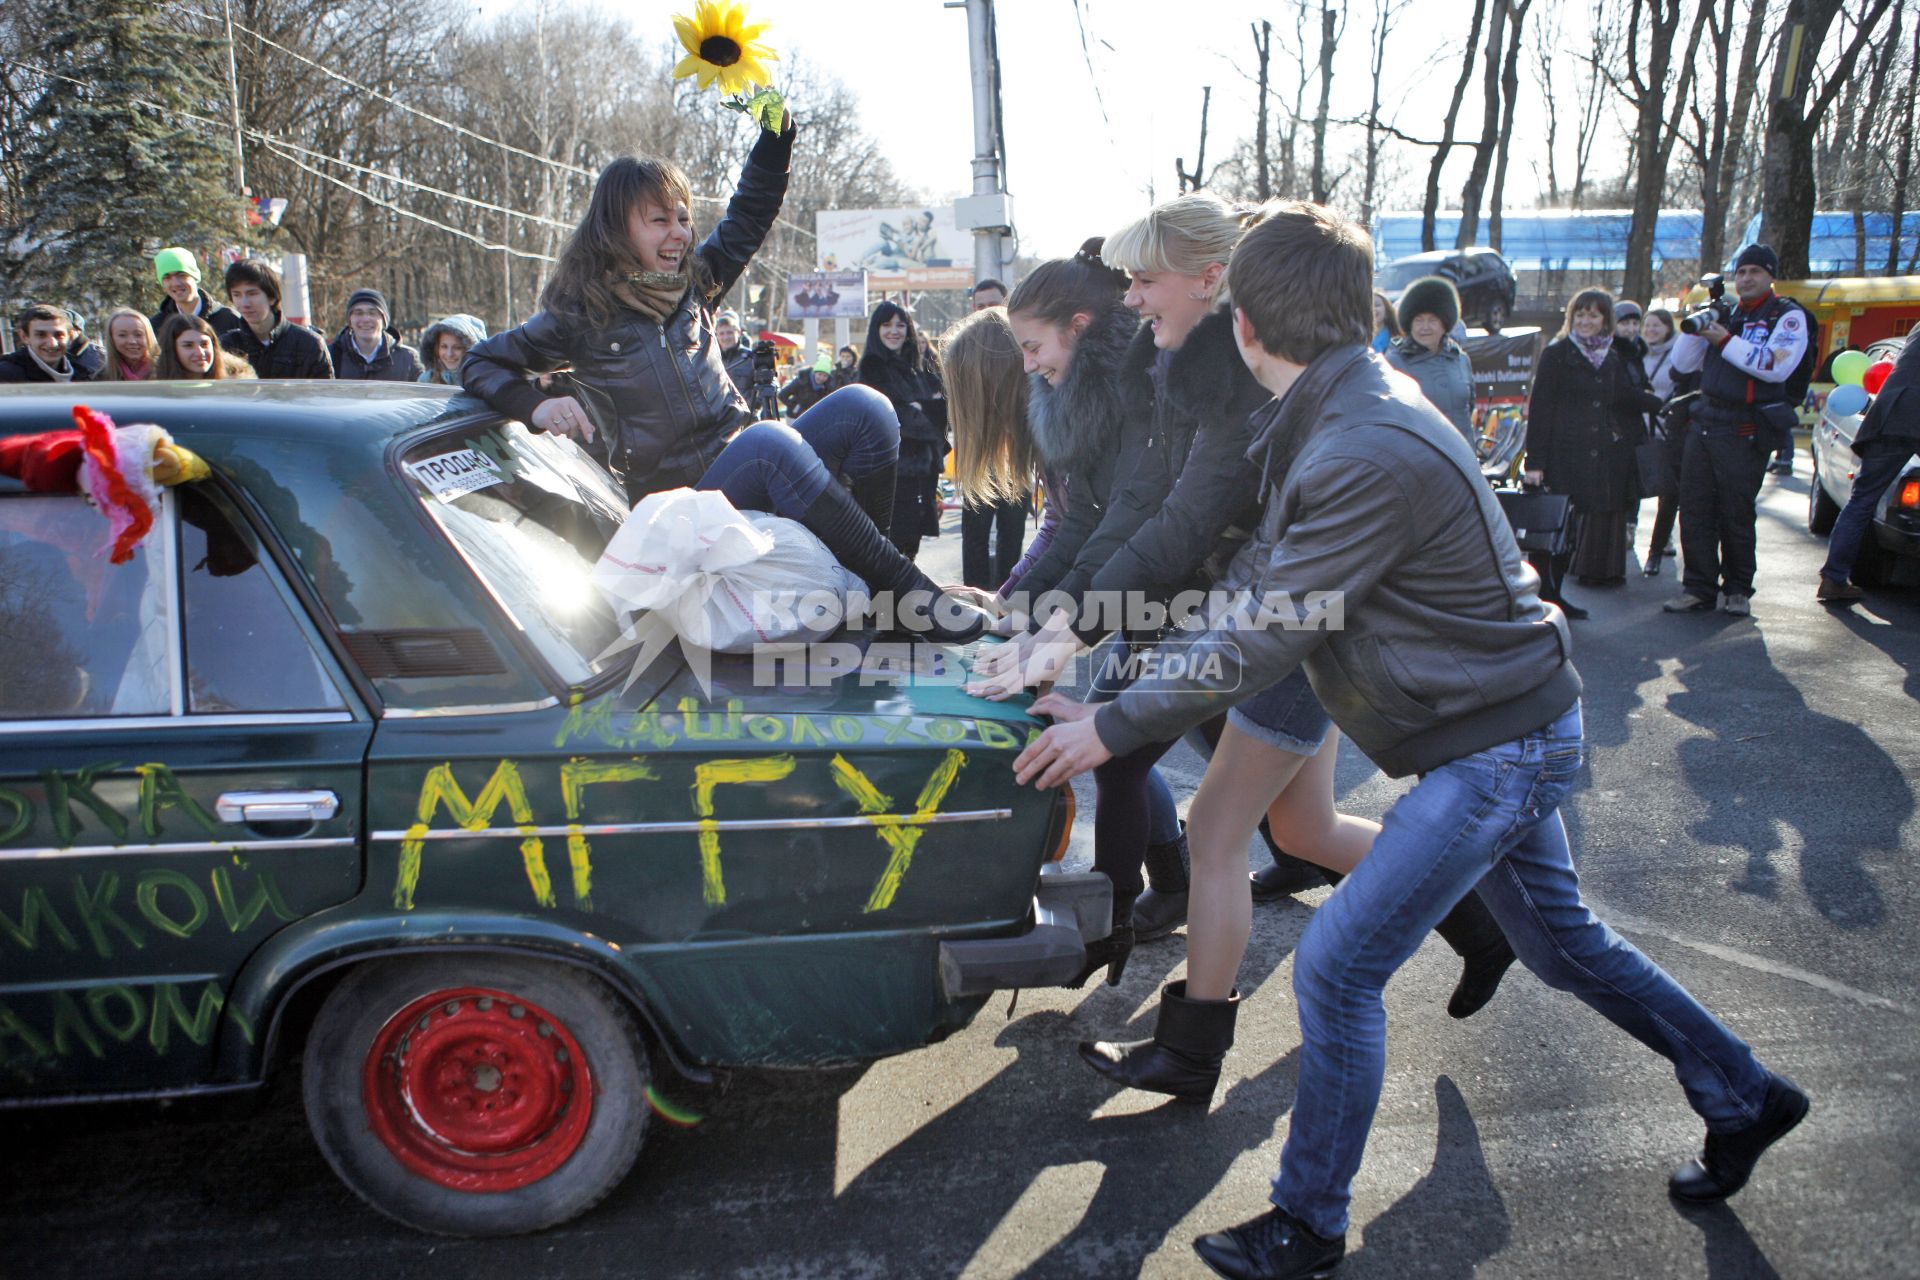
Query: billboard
[
  {"left": 786, "top": 270, "right": 868, "bottom": 319},
  {"left": 816, "top": 206, "right": 973, "bottom": 291}
]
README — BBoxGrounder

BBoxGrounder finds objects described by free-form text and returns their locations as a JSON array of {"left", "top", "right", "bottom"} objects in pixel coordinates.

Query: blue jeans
[
  {"left": 1272, "top": 700, "right": 1772, "bottom": 1239},
  {"left": 1820, "top": 437, "right": 1913, "bottom": 584},
  {"left": 697, "top": 386, "right": 900, "bottom": 520}
]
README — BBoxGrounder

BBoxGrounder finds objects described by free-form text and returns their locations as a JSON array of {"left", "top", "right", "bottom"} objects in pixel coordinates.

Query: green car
[{"left": 0, "top": 383, "right": 1103, "bottom": 1236}]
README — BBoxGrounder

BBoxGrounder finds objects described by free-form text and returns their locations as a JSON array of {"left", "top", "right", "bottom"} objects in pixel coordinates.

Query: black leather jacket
[{"left": 461, "top": 126, "right": 794, "bottom": 497}]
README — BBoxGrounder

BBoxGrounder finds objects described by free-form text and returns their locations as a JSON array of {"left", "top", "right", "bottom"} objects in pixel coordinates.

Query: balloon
[
  {"left": 1827, "top": 384, "right": 1870, "bottom": 417},
  {"left": 1863, "top": 360, "right": 1895, "bottom": 395},
  {"left": 1830, "top": 349, "right": 1871, "bottom": 386}
]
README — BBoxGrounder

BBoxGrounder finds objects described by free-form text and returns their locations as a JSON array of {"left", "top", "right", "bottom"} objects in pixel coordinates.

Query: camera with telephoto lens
[
  {"left": 1680, "top": 273, "right": 1734, "bottom": 336},
  {"left": 750, "top": 338, "right": 780, "bottom": 387}
]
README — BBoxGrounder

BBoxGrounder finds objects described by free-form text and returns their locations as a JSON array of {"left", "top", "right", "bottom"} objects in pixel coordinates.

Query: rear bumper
[{"left": 936, "top": 869, "right": 1112, "bottom": 997}]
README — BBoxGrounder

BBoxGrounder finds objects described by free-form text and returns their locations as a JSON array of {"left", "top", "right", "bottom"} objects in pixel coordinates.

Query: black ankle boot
[
  {"left": 800, "top": 482, "right": 987, "bottom": 643},
  {"left": 848, "top": 462, "right": 896, "bottom": 535},
  {"left": 1432, "top": 892, "right": 1517, "bottom": 1020},
  {"left": 1078, "top": 979, "right": 1240, "bottom": 1102},
  {"left": 1250, "top": 817, "right": 1326, "bottom": 902},
  {"left": 1067, "top": 894, "right": 1136, "bottom": 987},
  {"left": 1193, "top": 1207, "right": 1345, "bottom": 1280},
  {"left": 1669, "top": 1073, "right": 1810, "bottom": 1203},
  {"left": 1133, "top": 825, "right": 1191, "bottom": 942}
]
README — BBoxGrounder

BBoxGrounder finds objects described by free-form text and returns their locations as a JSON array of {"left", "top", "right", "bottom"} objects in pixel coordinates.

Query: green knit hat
[
  {"left": 813, "top": 352, "right": 834, "bottom": 374},
  {"left": 154, "top": 246, "right": 200, "bottom": 283}
]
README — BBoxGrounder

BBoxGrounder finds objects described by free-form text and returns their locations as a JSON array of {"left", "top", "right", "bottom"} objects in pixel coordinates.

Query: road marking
[{"left": 1602, "top": 906, "right": 1916, "bottom": 1017}]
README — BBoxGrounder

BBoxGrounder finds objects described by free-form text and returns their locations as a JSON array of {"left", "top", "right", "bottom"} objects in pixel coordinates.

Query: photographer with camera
[
  {"left": 748, "top": 337, "right": 784, "bottom": 420},
  {"left": 1663, "top": 245, "right": 1814, "bottom": 616}
]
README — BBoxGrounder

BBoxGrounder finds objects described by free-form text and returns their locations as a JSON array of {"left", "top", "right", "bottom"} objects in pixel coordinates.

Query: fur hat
[
  {"left": 1397, "top": 276, "right": 1460, "bottom": 334},
  {"left": 1614, "top": 299, "right": 1643, "bottom": 321},
  {"left": 1733, "top": 244, "right": 1779, "bottom": 277}
]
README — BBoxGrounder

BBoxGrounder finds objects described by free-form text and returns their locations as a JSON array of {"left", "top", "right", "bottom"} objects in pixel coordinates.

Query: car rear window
[
  {"left": 1378, "top": 259, "right": 1445, "bottom": 290},
  {"left": 400, "top": 422, "right": 629, "bottom": 685}
]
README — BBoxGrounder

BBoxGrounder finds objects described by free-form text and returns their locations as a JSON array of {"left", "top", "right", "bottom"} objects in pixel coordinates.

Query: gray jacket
[
  {"left": 1383, "top": 335, "right": 1475, "bottom": 442},
  {"left": 1096, "top": 345, "right": 1581, "bottom": 778}
]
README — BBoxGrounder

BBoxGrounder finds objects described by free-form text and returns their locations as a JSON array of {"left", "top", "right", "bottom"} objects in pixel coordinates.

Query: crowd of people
[{"left": 2, "top": 104, "right": 1859, "bottom": 1280}]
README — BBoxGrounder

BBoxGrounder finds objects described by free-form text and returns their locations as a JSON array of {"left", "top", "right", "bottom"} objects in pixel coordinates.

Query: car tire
[
  {"left": 1809, "top": 455, "right": 1840, "bottom": 535},
  {"left": 1485, "top": 300, "right": 1508, "bottom": 334},
  {"left": 303, "top": 955, "right": 649, "bottom": 1237}
]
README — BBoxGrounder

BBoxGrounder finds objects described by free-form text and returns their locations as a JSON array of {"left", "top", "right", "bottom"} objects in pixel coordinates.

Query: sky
[{"left": 617, "top": 0, "right": 1635, "bottom": 261}]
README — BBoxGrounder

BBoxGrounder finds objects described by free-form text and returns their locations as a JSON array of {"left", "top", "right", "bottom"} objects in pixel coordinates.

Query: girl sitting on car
[{"left": 461, "top": 111, "right": 983, "bottom": 641}]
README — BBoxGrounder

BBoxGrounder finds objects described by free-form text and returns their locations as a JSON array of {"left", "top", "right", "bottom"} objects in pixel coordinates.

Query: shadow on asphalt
[
  {"left": 1344, "top": 1076, "right": 1510, "bottom": 1278},
  {"left": 1663, "top": 626, "right": 1906, "bottom": 927},
  {"left": 1674, "top": 1201, "right": 1786, "bottom": 1279}
]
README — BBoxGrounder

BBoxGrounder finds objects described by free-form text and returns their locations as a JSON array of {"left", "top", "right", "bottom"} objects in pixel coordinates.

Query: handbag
[{"left": 1496, "top": 488, "right": 1573, "bottom": 557}]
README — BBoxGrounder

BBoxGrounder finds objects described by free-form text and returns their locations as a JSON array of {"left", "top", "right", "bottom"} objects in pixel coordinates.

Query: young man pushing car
[{"left": 1013, "top": 201, "right": 1807, "bottom": 1280}]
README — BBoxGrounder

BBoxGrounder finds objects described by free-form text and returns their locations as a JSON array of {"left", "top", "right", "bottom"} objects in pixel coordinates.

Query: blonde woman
[
  {"left": 942, "top": 307, "right": 1043, "bottom": 589},
  {"left": 101, "top": 308, "right": 159, "bottom": 381}
]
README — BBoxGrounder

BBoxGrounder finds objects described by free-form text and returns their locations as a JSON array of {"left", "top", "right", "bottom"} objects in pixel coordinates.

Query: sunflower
[{"left": 673, "top": 1, "right": 778, "bottom": 98}]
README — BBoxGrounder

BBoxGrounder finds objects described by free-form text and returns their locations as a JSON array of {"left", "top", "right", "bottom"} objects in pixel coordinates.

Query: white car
[{"left": 1809, "top": 335, "right": 1920, "bottom": 586}]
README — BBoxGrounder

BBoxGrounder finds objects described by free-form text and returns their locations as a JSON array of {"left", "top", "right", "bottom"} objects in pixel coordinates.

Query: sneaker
[
  {"left": 1663, "top": 592, "right": 1717, "bottom": 613},
  {"left": 1816, "top": 577, "right": 1865, "bottom": 603},
  {"left": 1194, "top": 1207, "right": 1346, "bottom": 1280},
  {"left": 1722, "top": 593, "right": 1751, "bottom": 616},
  {"left": 1767, "top": 460, "right": 1793, "bottom": 476}
]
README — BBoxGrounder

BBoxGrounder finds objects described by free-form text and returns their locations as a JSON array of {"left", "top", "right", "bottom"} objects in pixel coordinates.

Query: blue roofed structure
[{"left": 1734, "top": 212, "right": 1920, "bottom": 275}]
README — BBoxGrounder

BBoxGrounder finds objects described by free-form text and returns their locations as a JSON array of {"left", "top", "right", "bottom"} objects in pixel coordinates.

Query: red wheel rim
[{"left": 361, "top": 986, "right": 595, "bottom": 1192}]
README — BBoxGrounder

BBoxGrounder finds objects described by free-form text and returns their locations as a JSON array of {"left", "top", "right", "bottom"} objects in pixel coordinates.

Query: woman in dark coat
[
  {"left": 857, "top": 301, "right": 947, "bottom": 558},
  {"left": 1523, "top": 287, "right": 1665, "bottom": 613}
]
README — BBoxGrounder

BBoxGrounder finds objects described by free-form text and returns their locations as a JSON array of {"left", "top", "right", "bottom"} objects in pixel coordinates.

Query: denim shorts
[{"left": 1227, "top": 667, "right": 1332, "bottom": 756}]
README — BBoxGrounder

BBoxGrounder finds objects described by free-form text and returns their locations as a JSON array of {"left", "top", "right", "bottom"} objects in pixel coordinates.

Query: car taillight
[
  {"left": 1899, "top": 479, "right": 1920, "bottom": 510},
  {"left": 1046, "top": 785, "right": 1076, "bottom": 862}
]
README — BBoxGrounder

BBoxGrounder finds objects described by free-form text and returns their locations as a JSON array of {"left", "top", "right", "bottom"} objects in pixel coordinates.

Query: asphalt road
[{"left": 4, "top": 466, "right": 1917, "bottom": 1280}]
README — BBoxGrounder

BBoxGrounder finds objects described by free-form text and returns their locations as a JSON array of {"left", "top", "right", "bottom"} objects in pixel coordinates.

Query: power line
[
  {"left": 261, "top": 142, "right": 558, "bottom": 262},
  {"left": 166, "top": 0, "right": 818, "bottom": 241},
  {"left": 5, "top": 56, "right": 570, "bottom": 233}
]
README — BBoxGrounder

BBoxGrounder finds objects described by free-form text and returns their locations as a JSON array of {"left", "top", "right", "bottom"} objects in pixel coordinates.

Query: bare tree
[
  {"left": 1487, "top": 0, "right": 1536, "bottom": 249},
  {"left": 1252, "top": 20, "right": 1273, "bottom": 200},
  {"left": 1680, "top": 0, "right": 1774, "bottom": 274},
  {"left": 1310, "top": 1, "right": 1346, "bottom": 203},
  {"left": 1613, "top": 0, "right": 1711, "bottom": 303},
  {"left": 1456, "top": 0, "right": 1511, "bottom": 246},
  {"left": 1362, "top": 0, "right": 1412, "bottom": 225},
  {"left": 1570, "top": 0, "right": 1620, "bottom": 207},
  {"left": 1421, "top": 0, "right": 1488, "bottom": 249},
  {"left": 1761, "top": 0, "right": 1897, "bottom": 278},
  {"left": 1889, "top": 13, "right": 1920, "bottom": 274},
  {"left": 1528, "top": 0, "right": 1563, "bottom": 203},
  {"left": 1176, "top": 86, "right": 1213, "bottom": 192}
]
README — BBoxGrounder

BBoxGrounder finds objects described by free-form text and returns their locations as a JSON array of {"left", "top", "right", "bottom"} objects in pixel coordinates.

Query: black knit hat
[
  {"left": 1397, "top": 276, "right": 1460, "bottom": 334},
  {"left": 346, "top": 288, "right": 389, "bottom": 322},
  {"left": 1733, "top": 244, "right": 1779, "bottom": 277}
]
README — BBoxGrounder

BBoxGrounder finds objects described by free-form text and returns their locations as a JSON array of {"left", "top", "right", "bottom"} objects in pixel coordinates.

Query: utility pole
[
  {"left": 222, "top": 0, "right": 247, "bottom": 197},
  {"left": 950, "top": 0, "right": 1013, "bottom": 285}
]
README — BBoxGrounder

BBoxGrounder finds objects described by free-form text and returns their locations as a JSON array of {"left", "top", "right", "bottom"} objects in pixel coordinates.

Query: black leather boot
[
  {"left": 1431, "top": 891, "right": 1517, "bottom": 1020},
  {"left": 1250, "top": 817, "right": 1328, "bottom": 902},
  {"left": 1078, "top": 980, "right": 1240, "bottom": 1103},
  {"left": 1066, "top": 893, "right": 1136, "bottom": 988},
  {"left": 801, "top": 481, "right": 987, "bottom": 643},
  {"left": 847, "top": 462, "right": 896, "bottom": 536},
  {"left": 1133, "top": 824, "right": 1191, "bottom": 942},
  {"left": 1669, "top": 1073, "right": 1810, "bottom": 1203}
]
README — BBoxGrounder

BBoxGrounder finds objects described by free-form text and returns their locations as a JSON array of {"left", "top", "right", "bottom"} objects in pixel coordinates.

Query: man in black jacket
[
  {"left": 1014, "top": 203, "right": 1805, "bottom": 1280},
  {"left": 714, "top": 308, "right": 753, "bottom": 398},
  {"left": 1818, "top": 321, "right": 1920, "bottom": 602},
  {"left": 219, "top": 259, "right": 334, "bottom": 379},
  {"left": 0, "top": 305, "right": 95, "bottom": 383},
  {"left": 329, "top": 288, "right": 421, "bottom": 382}
]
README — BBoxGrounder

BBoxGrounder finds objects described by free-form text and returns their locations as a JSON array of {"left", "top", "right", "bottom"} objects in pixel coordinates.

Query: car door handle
[{"left": 217, "top": 790, "right": 341, "bottom": 824}]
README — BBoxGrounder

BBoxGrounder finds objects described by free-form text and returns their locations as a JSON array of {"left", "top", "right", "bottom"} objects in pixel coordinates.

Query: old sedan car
[
  {"left": 1808, "top": 335, "right": 1920, "bottom": 587},
  {"left": 0, "top": 382, "right": 1099, "bottom": 1236}
]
